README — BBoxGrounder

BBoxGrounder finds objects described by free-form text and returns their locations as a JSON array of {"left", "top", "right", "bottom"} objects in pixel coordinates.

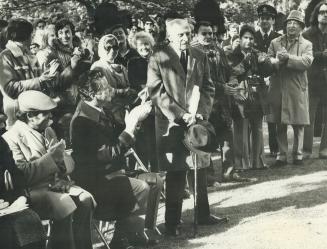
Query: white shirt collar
[{"left": 170, "top": 44, "right": 187, "bottom": 58}]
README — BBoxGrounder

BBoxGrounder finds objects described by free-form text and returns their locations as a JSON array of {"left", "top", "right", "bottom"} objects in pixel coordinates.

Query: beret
[{"left": 18, "top": 90, "right": 57, "bottom": 113}]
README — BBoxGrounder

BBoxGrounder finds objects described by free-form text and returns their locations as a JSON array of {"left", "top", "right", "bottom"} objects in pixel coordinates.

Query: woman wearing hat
[{"left": 268, "top": 10, "right": 313, "bottom": 167}]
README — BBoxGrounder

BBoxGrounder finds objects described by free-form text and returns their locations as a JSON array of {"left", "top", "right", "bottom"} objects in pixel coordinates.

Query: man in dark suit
[
  {"left": 254, "top": 4, "right": 281, "bottom": 157},
  {"left": 147, "top": 18, "right": 225, "bottom": 236}
]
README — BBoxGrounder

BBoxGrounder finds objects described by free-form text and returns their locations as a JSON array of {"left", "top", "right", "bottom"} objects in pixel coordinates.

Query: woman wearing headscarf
[{"left": 91, "top": 34, "right": 136, "bottom": 130}]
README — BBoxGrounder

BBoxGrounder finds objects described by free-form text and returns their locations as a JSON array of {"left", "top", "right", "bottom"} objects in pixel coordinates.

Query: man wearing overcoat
[
  {"left": 267, "top": 10, "right": 313, "bottom": 166},
  {"left": 147, "top": 18, "right": 218, "bottom": 236}
]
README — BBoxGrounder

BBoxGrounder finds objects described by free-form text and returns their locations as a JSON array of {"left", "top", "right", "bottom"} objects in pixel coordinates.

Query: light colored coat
[
  {"left": 2, "top": 120, "right": 77, "bottom": 219},
  {"left": 147, "top": 45, "right": 215, "bottom": 171},
  {"left": 267, "top": 35, "right": 313, "bottom": 125}
]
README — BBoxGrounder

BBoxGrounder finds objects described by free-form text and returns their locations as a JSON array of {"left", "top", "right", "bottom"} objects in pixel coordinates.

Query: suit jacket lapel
[{"left": 186, "top": 49, "right": 195, "bottom": 85}]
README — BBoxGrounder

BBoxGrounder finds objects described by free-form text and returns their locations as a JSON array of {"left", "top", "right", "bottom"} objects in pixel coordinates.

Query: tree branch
[{"left": 2, "top": 0, "right": 66, "bottom": 11}]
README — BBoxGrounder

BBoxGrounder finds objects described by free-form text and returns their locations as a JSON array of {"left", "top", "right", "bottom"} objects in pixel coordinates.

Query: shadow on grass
[{"left": 149, "top": 159, "right": 327, "bottom": 248}]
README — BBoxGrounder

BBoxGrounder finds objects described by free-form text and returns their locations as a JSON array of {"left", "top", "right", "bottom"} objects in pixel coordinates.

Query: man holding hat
[
  {"left": 2, "top": 90, "right": 94, "bottom": 249},
  {"left": 255, "top": 4, "right": 281, "bottom": 158},
  {"left": 147, "top": 18, "right": 223, "bottom": 236},
  {"left": 267, "top": 10, "right": 313, "bottom": 167}
]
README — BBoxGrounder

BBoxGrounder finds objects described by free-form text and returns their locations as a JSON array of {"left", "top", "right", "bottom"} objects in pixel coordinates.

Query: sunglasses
[{"left": 104, "top": 44, "right": 119, "bottom": 51}]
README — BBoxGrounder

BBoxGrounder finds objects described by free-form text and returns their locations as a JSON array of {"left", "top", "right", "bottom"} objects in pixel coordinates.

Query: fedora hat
[
  {"left": 285, "top": 10, "right": 305, "bottom": 27},
  {"left": 183, "top": 120, "right": 217, "bottom": 155}
]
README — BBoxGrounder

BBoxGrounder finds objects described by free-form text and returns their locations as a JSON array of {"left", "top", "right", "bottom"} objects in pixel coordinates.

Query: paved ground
[{"left": 94, "top": 125, "right": 327, "bottom": 249}]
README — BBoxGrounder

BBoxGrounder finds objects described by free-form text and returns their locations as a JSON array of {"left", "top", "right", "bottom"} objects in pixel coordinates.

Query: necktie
[
  {"left": 180, "top": 51, "right": 187, "bottom": 74},
  {"left": 263, "top": 33, "right": 268, "bottom": 41}
]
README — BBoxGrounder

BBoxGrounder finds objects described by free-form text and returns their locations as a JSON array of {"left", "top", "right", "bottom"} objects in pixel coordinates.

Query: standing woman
[
  {"left": 91, "top": 34, "right": 136, "bottom": 130},
  {"left": 128, "top": 31, "right": 157, "bottom": 172},
  {"left": 226, "top": 24, "right": 273, "bottom": 170}
]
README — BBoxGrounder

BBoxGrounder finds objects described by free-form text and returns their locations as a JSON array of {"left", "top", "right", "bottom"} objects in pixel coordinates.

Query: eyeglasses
[
  {"left": 319, "top": 10, "right": 327, "bottom": 15},
  {"left": 104, "top": 44, "right": 119, "bottom": 51}
]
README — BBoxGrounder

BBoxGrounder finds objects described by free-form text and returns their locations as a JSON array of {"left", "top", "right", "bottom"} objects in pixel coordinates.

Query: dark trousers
[
  {"left": 268, "top": 122, "right": 278, "bottom": 153},
  {"left": 165, "top": 168, "right": 210, "bottom": 228},
  {"left": 303, "top": 94, "right": 327, "bottom": 155},
  {"left": 50, "top": 193, "right": 93, "bottom": 249}
]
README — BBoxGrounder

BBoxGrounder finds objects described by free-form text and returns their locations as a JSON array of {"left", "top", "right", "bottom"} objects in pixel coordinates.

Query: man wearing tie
[
  {"left": 147, "top": 18, "right": 220, "bottom": 236},
  {"left": 254, "top": 4, "right": 281, "bottom": 158}
]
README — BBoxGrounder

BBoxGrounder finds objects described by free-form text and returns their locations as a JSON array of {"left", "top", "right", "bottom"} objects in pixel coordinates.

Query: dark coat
[
  {"left": 0, "top": 136, "right": 25, "bottom": 203},
  {"left": 70, "top": 101, "right": 134, "bottom": 201},
  {"left": 254, "top": 30, "right": 281, "bottom": 53},
  {"left": 115, "top": 47, "right": 139, "bottom": 67},
  {"left": 147, "top": 45, "right": 215, "bottom": 171},
  {"left": 0, "top": 136, "right": 45, "bottom": 248},
  {"left": 302, "top": 26, "right": 327, "bottom": 97},
  {"left": 226, "top": 45, "right": 274, "bottom": 118},
  {"left": 127, "top": 55, "right": 148, "bottom": 93}
]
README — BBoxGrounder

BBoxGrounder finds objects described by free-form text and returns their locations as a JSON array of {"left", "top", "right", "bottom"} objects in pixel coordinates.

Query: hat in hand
[{"left": 183, "top": 120, "right": 217, "bottom": 155}]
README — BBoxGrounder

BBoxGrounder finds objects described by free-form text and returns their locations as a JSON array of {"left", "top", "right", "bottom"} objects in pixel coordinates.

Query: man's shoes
[
  {"left": 223, "top": 167, "right": 251, "bottom": 182},
  {"left": 164, "top": 225, "right": 181, "bottom": 237},
  {"left": 130, "top": 231, "right": 159, "bottom": 246},
  {"left": 109, "top": 237, "right": 134, "bottom": 249},
  {"left": 319, "top": 154, "right": 327, "bottom": 159},
  {"left": 198, "top": 214, "right": 229, "bottom": 225},
  {"left": 270, "top": 160, "right": 287, "bottom": 168},
  {"left": 303, "top": 152, "right": 312, "bottom": 160},
  {"left": 293, "top": 159, "right": 303, "bottom": 165},
  {"left": 229, "top": 172, "right": 251, "bottom": 182}
]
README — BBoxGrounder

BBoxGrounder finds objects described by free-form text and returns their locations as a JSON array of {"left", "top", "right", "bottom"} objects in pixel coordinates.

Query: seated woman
[
  {"left": 91, "top": 34, "right": 137, "bottom": 131},
  {"left": 70, "top": 70, "right": 163, "bottom": 249},
  {"left": 0, "top": 136, "right": 45, "bottom": 249}
]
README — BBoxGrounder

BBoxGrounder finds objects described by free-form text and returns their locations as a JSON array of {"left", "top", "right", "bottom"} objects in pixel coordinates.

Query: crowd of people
[{"left": 0, "top": 0, "right": 326, "bottom": 248}]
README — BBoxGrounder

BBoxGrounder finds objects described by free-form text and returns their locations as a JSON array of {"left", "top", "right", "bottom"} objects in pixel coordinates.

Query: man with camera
[
  {"left": 226, "top": 24, "right": 273, "bottom": 170},
  {"left": 2, "top": 90, "right": 94, "bottom": 249},
  {"left": 191, "top": 21, "right": 247, "bottom": 182}
]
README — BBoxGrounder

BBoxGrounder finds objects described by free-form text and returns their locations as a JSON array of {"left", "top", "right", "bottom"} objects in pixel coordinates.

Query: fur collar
[{"left": 5, "top": 40, "right": 25, "bottom": 57}]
